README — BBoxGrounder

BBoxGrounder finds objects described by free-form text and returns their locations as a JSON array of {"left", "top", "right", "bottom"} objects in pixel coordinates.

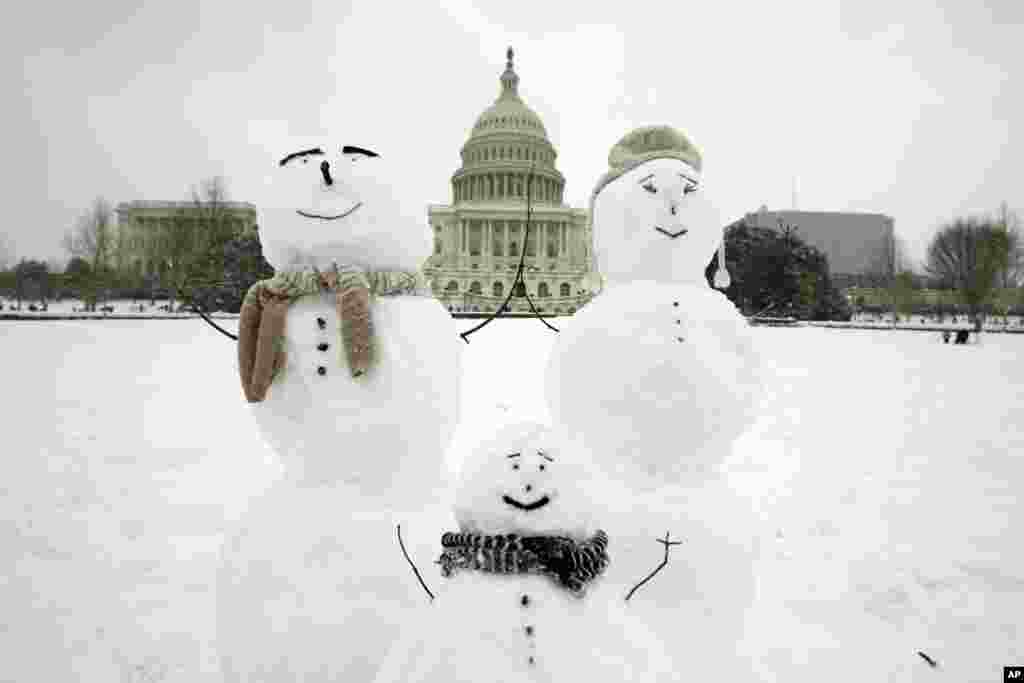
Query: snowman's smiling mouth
[
  {"left": 296, "top": 202, "right": 363, "bottom": 221},
  {"left": 502, "top": 495, "right": 551, "bottom": 511},
  {"left": 655, "top": 226, "right": 688, "bottom": 239}
]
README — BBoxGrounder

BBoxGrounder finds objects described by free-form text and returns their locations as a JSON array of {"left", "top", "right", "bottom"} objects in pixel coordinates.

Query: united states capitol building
[{"left": 423, "top": 48, "right": 593, "bottom": 316}]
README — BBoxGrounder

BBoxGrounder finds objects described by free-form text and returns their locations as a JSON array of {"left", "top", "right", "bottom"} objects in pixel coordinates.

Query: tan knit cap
[{"left": 591, "top": 125, "right": 703, "bottom": 204}]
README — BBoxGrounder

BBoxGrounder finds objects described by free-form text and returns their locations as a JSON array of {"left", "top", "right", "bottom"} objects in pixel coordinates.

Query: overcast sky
[{"left": 6, "top": 0, "right": 1022, "bottom": 268}]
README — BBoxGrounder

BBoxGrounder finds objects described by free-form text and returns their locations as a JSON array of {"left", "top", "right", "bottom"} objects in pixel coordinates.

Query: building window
[
  {"left": 446, "top": 280, "right": 459, "bottom": 293},
  {"left": 560, "top": 282, "right": 571, "bottom": 297},
  {"left": 538, "top": 282, "right": 550, "bottom": 297},
  {"left": 493, "top": 281, "right": 504, "bottom": 297},
  {"left": 526, "top": 231, "right": 537, "bottom": 257},
  {"left": 470, "top": 281, "right": 482, "bottom": 295},
  {"left": 434, "top": 238, "right": 442, "bottom": 255}
]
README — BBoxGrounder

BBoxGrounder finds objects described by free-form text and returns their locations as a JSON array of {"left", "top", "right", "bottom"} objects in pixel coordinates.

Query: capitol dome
[
  {"left": 452, "top": 47, "right": 565, "bottom": 204},
  {"left": 468, "top": 48, "right": 549, "bottom": 143},
  {"left": 425, "top": 46, "right": 591, "bottom": 321}
]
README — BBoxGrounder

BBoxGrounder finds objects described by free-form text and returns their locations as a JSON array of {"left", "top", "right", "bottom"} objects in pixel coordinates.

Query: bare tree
[
  {"left": 158, "top": 176, "right": 234, "bottom": 309},
  {"left": 63, "top": 198, "right": 114, "bottom": 268},
  {"left": 62, "top": 198, "right": 115, "bottom": 310},
  {"left": 925, "top": 216, "right": 1011, "bottom": 335}
]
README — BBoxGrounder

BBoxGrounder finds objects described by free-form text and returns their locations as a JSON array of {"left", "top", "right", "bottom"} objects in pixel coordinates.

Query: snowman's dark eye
[
  {"left": 642, "top": 182, "right": 657, "bottom": 194},
  {"left": 539, "top": 464, "right": 546, "bottom": 471},
  {"left": 513, "top": 463, "right": 520, "bottom": 470}
]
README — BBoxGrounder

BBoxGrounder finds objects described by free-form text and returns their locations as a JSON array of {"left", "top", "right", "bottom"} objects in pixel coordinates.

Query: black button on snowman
[{"left": 316, "top": 316, "right": 330, "bottom": 376}]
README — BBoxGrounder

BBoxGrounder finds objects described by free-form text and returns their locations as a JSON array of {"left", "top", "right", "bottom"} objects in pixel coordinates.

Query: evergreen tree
[{"left": 708, "top": 221, "right": 850, "bottom": 320}]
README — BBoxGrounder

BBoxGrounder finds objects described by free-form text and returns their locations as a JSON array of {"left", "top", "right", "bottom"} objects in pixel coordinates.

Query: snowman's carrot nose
[{"left": 320, "top": 160, "right": 333, "bottom": 186}]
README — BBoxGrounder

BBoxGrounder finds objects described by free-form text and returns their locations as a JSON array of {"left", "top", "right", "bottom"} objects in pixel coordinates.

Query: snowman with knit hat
[
  {"left": 545, "top": 125, "right": 765, "bottom": 675},
  {"left": 217, "top": 143, "right": 461, "bottom": 683}
]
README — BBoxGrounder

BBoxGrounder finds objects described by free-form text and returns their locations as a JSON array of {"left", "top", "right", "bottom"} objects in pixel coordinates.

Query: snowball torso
[
  {"left": 249, "top": 291, "right": 461, "bottom": 493},
  {"left": 547, "top": 281, "right": 762, "bottom": 491},
  {"left": 373, "top": 572, "right": 677, "bottom": 683},
  {"left": 221, "top": 290, "right": 460, "bottom": 680}
]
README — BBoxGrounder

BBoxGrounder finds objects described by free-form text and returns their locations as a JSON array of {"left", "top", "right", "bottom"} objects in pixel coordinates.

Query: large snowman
[
  {"left": 545, "top": 126, "right": 764, "bottom": 673},
  {"left": 373, "top": 422, "right": 682, "bottom": 683},
  {"left": 217, "top": 144, "right": 461, "bottom": 682},
  {"left": 547, "top": 125, "right": 762, "bottom": 491}
]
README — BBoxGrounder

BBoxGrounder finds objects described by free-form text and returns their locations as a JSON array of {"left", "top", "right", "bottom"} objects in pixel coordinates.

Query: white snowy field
[{"left": 1, "top": 317, "right": 1021, "bottom": 682}]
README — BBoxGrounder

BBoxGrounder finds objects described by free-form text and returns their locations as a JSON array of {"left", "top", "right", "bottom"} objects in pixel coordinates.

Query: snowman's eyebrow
[
  {"left": 279, "top": 148, "right": 325, "bottom": 166},
  {"left": 506, "top": 453, "right": 521, "bottom": 458},
  {"left": 342, "top": 145, "right": 380, "bottom": 158},
  {"left": 636, "top": 174, "right": 655, "bottom": 184},
  {"left": 678, "top": 173, "right": 697, "bottom": 185},
  {"left": 538, "top": 451, "right": 554, "bottom": 462}
]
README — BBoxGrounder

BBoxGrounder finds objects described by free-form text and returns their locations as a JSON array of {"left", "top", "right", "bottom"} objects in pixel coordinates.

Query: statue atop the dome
[{"left": 500, "top": 46, "right": 519, "bottom": 97}]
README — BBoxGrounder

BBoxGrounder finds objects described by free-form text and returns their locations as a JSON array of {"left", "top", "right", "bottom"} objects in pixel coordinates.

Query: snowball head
[
  {"left": 546, "top": 282, "right": 764, "bottom": 492},
  {"left": 257, "top": 146, "right": 431, "bottom": 273},
  {"left": 592, "top": 157, "right": 724, "bottom": 285},
  {"left": 453, "top": 422, "right": 601, "bottom": 539},
  {"left": 250, "top": 292, "right": 461, "bottom": 496}
]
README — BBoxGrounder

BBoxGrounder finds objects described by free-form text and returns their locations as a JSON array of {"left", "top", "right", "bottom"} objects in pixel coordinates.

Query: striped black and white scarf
[{"left": 437, "top": 530, "right": 609, "bottom": 597}]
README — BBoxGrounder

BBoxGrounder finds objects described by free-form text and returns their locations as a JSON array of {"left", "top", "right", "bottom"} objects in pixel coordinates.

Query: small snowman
[
  {"left": 217, "top": 144, "right": 461, "bottom": 682},
  {"left": 545, "top": 126, "right": 764, "bottom": 674},
  {"left": 373, "top": 422, "right": 681, "bottom": 683}
]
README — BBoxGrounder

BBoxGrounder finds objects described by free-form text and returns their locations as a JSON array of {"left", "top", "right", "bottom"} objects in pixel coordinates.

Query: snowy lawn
[{"left": 1, "top": 318, "right": 1021, "bottom": 682}]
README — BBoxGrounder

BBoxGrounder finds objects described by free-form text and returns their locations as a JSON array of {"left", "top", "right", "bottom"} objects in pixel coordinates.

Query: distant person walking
[
  {"left": 942, "top": 330, "right": 951, "bottom": 344},
  {"left": 954, "top": 329, "right": 970, "bottom": 345}
]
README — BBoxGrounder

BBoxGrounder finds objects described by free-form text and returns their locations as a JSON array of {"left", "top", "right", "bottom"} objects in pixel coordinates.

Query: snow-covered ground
[{"left": 1, "top": 318, "right": 1021, "bottom": 682}]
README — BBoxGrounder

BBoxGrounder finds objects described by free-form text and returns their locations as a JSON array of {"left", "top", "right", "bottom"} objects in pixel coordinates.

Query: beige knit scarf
[{"left": 237, "top": 266, "right": 425, "bottom": 403}]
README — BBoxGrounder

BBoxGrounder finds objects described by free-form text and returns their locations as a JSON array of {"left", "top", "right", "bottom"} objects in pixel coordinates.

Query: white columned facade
[{"left": 423, "top": 46, "right": 593, "bottom": 316}]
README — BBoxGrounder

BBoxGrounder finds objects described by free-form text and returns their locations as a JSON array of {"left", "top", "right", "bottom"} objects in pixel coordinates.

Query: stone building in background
[
  {"left": 735, "top": 206, "right": 896, "bottom": 288},
  {"left": 113, "top": 200, "right": 258, "bottom": 275},
  {"left": 423, "top": 48, "right": 592, "bottom": 316}
]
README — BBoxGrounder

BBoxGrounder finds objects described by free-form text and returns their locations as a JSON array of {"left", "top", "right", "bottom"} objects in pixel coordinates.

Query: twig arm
[
  {"left": 185, "top": 293, "right": 239, "bottom": 341},
  {"left": 625, "top": 532, "right": 682, "bottom": 602},
  {"left": 397, "top": 524, "right": 435, "bottom": 602}
]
